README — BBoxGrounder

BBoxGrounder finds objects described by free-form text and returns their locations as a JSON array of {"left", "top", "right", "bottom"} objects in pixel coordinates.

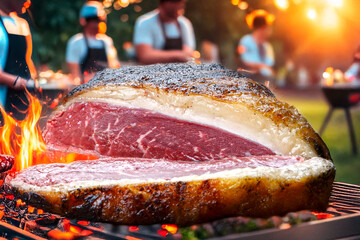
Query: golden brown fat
[{"left": 10, "top": 166, "right": 335, "bottom": 226}]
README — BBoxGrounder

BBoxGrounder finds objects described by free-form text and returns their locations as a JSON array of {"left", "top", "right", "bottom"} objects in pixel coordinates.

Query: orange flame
[
  {"left": 0, "top": 91, "right": 45, "bottom": 172},
  {"left": 0, "top": 91, "right": 98, "bottom": 172},
  {"left": 161, "top": 224, "right": 178, "bottom": 234}
]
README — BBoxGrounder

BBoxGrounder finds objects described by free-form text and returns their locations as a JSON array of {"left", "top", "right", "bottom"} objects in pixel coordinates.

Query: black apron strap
[
  {"left": 0, "top": 17, "right": 5, "bottom": 28},
  {"left": 80, "top": 34, "right": 108, "bottom": 83},
  {"left": 159, "top": 17, "right": 183, "bottom": 50}
]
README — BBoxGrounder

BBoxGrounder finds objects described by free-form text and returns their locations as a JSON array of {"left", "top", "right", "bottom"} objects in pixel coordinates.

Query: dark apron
[
  {"left": 0, "top": 17, "right": 32, "bottom": 121},
  {"left": 159, "top": 18, "right": 183, "bottom": 50},
  {"left": 80, "top": 35, "right": 108, "bottom": 84}
]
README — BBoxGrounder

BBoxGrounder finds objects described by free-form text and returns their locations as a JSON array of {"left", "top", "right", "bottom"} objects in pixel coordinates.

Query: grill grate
[
  {"left": 327, "top": 182, "right": 360, "bottom": 215},
  {"left": 0, "top": 182, "right": 359, "bottom": 240}
]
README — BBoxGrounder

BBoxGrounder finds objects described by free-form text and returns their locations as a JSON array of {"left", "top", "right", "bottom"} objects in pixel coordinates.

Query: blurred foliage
[
  {"left": 26, "top": 0, "right": 281, "bottom": 71},
  {"left": 23, "top": 0, "right": 360, "bottom": 74},
  {"left": 28, "top": 0, "right": 84, "bottom": 70}
]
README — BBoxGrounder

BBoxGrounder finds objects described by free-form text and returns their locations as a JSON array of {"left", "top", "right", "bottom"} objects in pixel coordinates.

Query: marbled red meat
[{"left": 43, "top": 102, "right": 275, "bottom": 161}]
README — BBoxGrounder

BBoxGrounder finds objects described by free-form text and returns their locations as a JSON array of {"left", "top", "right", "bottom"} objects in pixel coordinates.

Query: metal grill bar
[
  {"left": 327, "top": 182, "right": 360, "bottom": 215},
  {"left": 0, "top": 221, "right": 46, "bottom": 240}
]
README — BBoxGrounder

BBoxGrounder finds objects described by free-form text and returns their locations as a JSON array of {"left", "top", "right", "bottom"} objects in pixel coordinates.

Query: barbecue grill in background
[{"left": 320, "top": 84, "right": 360, "bottom": 155}]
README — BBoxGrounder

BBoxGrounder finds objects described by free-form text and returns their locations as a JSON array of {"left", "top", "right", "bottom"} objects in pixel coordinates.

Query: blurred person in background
[
  {"left": 66, "top": 1, "right": 120, "bottom": 85},
  {"left": 0, "top": 0, "right": 37, "bottom": 121},
  {"left": 345, "top": 45, "right": 360, "bottom": 84},
  {"left": 133, "top": 0, "right": 196, "bottom": 64},
  {"left": 237, "top": 10, "right": 275, "bottom": 85},
  {"left": 201, "top": 40, "right": 220, "bottom": 64}
]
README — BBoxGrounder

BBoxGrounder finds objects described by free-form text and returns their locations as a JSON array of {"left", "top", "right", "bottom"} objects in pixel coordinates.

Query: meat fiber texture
[{"left": 9, "top": 63, "right": 335, "bottom": 225}]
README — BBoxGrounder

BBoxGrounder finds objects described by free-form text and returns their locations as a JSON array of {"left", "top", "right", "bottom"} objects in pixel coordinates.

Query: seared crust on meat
[
  {"left": 60, "top": 63, "right": 330, "bottom": 160},
  {"left": 8, "top": 164, "right": 335, "bottom": 226}
]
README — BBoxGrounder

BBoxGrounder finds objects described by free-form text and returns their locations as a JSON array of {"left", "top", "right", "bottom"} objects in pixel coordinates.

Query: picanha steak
[{"left": 8, "top": 63, "right": 335, "bottom": 226}]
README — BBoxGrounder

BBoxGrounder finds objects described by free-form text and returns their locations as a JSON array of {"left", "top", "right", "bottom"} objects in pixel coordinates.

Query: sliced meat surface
[
  {"left": 44, "top": 102, "right": 275, "bottom": 161},
  {"left": 12, "top": 155, "right": 304, "bottom": 187}
]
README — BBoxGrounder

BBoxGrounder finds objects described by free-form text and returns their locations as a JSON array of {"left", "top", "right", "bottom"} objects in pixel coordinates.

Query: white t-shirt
[
  {"left": 66, "top": 33, "right": 118, "bottom": 66},
  {"left": 133, "top": 10, "right": 195, "bottom": 50}
]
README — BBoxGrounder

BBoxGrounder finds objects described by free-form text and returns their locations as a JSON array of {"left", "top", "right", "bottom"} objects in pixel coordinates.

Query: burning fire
[
  {"left": 0, "top": 91, "right": 45, "bottom": 172},
  {"left": 0, "top": 91, "right": 97, "bottom": 172}
]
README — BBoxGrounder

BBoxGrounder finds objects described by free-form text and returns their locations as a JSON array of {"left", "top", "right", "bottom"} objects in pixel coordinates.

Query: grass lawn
[{"left": 275, "top": 91, "right": 360, "bottom": 185}]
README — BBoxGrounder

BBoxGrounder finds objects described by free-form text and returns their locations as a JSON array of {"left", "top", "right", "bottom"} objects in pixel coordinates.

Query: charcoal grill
[
  {"left": 320, "top": 85, "right": 360, "bottom": 155},
  {"left": 1, "top": 182, "right": 360, "bottom": 240}
]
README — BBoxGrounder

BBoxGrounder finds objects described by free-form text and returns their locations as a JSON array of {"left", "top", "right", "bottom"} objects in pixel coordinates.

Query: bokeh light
[
  {"left": 231, "top": 0, "right": 240, "bottom": 6},
  {"left": 327, "top": 0, "right": 343, "bottom": 8},
  {"left": 321, "top": 7, "right": 339, "bottom": 28},
  {"left": 307, "top": 8, "right": 317, "bottom": 20},
  {"left": 238, "top": 1, "right": 248, "bottom": 10},
  {"left": 134, "top": 5, "right": 142, "bottom": 12},
  {"left": 274, "top": 0, "right": 289, "bottom": 11},
  {"left": 120, "top": 14, "right": 129, "bottom": 22}
]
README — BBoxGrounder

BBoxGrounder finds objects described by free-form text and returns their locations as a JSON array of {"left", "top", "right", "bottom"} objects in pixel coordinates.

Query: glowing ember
[
  {"left": 0, "top": 91, "right": 98, "bottom": 172},
  {"left": 125, "top": 236, "right": 142, "bottom": 240},
  {"left": 161, "top": 224, "right": 178, "bottom": 234},
  {"left": 47, "top": 230, "right": 75, "bottom": 240},
  {"left": 28, "top": 206, "right": 35, "bottom": 213},
  {"left": 128, "top": 226, "right": 139, "bottom": 232},
  {"left": 312, "top": 212, "right": 335, "bottom": 219},
  {"left": 157, "top": 229, "right": 168, "bottom": 237},
  {"left": 77, "top": 221, "right": 90, "bottom": 226}
]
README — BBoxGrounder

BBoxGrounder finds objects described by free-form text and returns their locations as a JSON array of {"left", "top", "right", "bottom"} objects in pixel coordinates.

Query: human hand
[
  {"left": 174, "top": 50, "right": 194, "bottom": 62},
  {"left": 12, "top": 76, "right": 27, "bottom": 90},
  {"left": 259, "top": 65, "right": 275, "bottom": 77}
]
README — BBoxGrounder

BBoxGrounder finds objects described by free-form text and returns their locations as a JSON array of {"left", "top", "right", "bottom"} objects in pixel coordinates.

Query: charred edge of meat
[
  {"left": 67, "top": 63, "right": 275, "bottom": 99},
  {"left": 10, "top": 167, "right": 335, "bottom": 226}
]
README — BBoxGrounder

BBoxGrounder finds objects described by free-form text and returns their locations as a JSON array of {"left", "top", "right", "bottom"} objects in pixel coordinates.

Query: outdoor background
[{"left": 24, "top": 0, "right": 360, "bottom": 184}]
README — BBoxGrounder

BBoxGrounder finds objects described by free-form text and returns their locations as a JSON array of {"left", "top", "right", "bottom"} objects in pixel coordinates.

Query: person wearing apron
[
  {"left": 80, "top": 35, "right": 108, "bottom": 83},
  {"left": 159, "top": 18, "right": 183, "bottom": 51},
  {"left": 0, "top": 0, "right": 36, "bottom": 121},
  {"left": 66, "top": 1, "right": 120, "bottom": 84},
  {"left": 237, "top": 10, "right": 275, "bottom": 85},
  {"left": 133, "top": 0, "right": 196, "bottom": 64}
]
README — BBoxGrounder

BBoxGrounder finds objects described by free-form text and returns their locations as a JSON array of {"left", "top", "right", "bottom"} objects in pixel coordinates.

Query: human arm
[
  {"left": 103, "top": 36, "right": 120, "bottom": 68},
  {"left": 238, "top": 37, "right": 274, "bottom": 76},
  {"left": 133, "top": 16, "right": 193, "bottom": 65},
  {"left": 67, "top": 62, "right": 82, "bottom": 85},
  {"left": 135, "top": 43, "right": 192, "bottom": 64},
  {"left": 0, "top": 70, "right": 28, "bottom": 90},
  {"left": 66, "top": 36, "right": 84, "bottom": 85}
]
